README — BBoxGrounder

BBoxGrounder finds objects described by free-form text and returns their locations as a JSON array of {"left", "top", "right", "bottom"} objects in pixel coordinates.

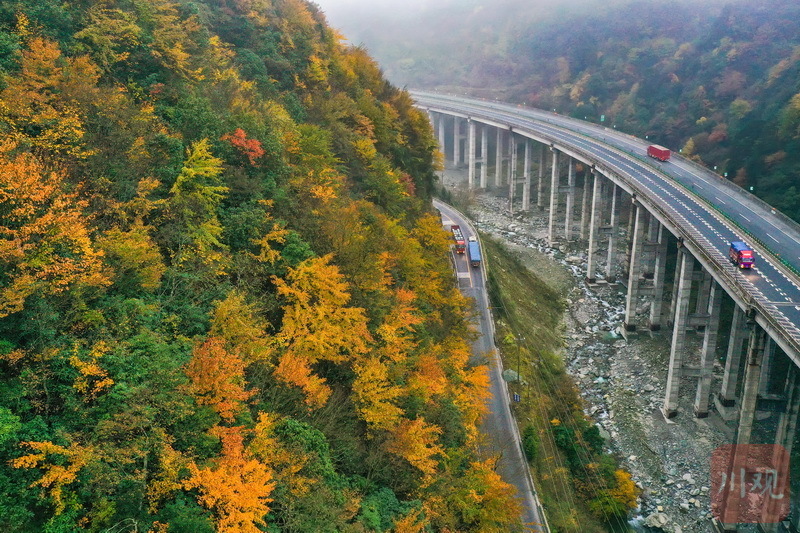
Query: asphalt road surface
[{"left": 433, "top": 199, "right": 548, "bottom": 532}]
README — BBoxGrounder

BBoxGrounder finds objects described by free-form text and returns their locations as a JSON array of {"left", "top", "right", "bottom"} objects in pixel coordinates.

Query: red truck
[
  {"left": 729, "top": 241, "right": 754, "bottom": 269},
  {"left": 647, "top": 144, "right": 671, "bottom": 162},
  {"left": 451, "top": 225, "right": 466, "bottom": 254}
]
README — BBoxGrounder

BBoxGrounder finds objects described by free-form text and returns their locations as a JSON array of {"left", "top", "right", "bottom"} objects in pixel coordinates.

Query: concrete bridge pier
[
  {"left": 453, "top": 116, "right": 462, "bottom": 167},
  {"left": 604, "top": 183, "right": 619, "bottom": 282},
  {"left": 580, "top": 167, "right": 591, "bottom": 240},
  {"left": 585, "top": 170, "right": 603, "bottom": 283},
  {"left": 564, "top": 158, "right": 577, "bottom": 241},
  {"left": 716, "top": 306, "right": 748, "bottom": 416},
  {"left": 717, "top": 321, "right": 767, "bottom": 532},
  {"left": 623, "top": 199, "right": 646, "bottom": 332},
  {"left": 437, "top": 114, "right": 446, "bottom": 158},
  {"left": 467, "top": 120, "right": 476, "bottom": 189},
  {"left": 647, "top": 223, "right": 669, "bottom": 331},
  {"left": 509, "top": 134, "right": 518, "bottom": 213},
  {"left": 693, "top": 280, "right": 723, "bottom": 417},
  {"left": 663, "top": 247, "right": 695, "bottom": 418},
  {"left": 480, "top": 124, "right": 488, "bottom": 188},
  {"left": 548, "top": 148, "right": 560, "bottom": 246},
  {"left": 506, "top": 131, "right": 515, "bottom": 193},
  {"left": 495, "top": 128, "right": 504, "bottom": 187},
  {"left": 521, "top": 139, "right": 532, "bottom": 211},
  {"left": 537, "top": 143, "right": 546, "bottom": 208}
]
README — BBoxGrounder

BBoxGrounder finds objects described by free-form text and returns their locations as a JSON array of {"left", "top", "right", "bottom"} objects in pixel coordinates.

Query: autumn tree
[
  {"left": 163, "top": 139, "right": 229, "bottom": 271},
  {"left": 185, "top": 426, "right": 275, "bottom": 533},
  {"left": 184, "top": 337, "right": 254, "bottom": 423},
  {"left": 272, "top": 255, "right": 371, "bottom": 407},
  {"left": 0, "top": 141, "right": 108, "bottom": 318}
]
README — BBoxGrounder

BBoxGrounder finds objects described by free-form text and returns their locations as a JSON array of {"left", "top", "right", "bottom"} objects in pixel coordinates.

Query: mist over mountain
[{"left": 318, "top": 0, "right": 800, "bottom": 220}]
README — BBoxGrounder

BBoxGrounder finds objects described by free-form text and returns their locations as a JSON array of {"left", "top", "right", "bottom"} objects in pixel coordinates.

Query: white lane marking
[
  {"left": 715, "top": 197, "right": 725, "bottom": 205},
  {"left": 741, "top": 215, "right": 751, "bottom": 223},
  {"left": 768, "top": 234, "right": 779, "bottom": 243}
]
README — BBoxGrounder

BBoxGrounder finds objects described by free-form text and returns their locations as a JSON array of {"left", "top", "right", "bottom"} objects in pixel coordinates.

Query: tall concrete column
[
  {"left": 506, "top": 131, "right": 514, "bottom": 191},
  {"left": 718, "top": 306, "right": 747, "bottom": 406},
  {"left": 548, "top": 149, "right": 560, "bottom": 246},
  {"left": 564, "top": 158, "right": 576, "bottom": 241},
  {"left": 522, "top": 140, "right": 531, "bottom": 211},
  {"left": 467, "top": 120, "right": 476, "bottom": 189},
  {"left": 437, "top": 114, "right": 446, "bottom": 158},
  {"left": 605, "top": 183, "right": 619, "bottom": 281},
  {"left": 537, "top": 144, "right": 546, "bottom": 208},
  {"left": 585, "top": 171, "right": 602, "bottom": 283},
  {"left": 480, "top": 125, "right": 488, "bottom": 188},
  {"left": 649, "top": 224, "right": 668, "bottom": 330},
  {"left": 495, "top": 128, "right": 504, "bottom": 187},
  {"left": 735, "top": 323, "right": 768, "bottom": 445},
  {"left": 759, "top": 338, "right": 776, "bottom": 396},
  {"left": 694, "top": 270, "right": 713, "bottom": 324},
  {"left": 718, "top": 322, "right": 767, "bottom": 531},
  {"left": 509, "top": 136, "right": 518, "bottom": 213},
  {"left": 663, "top": 248, "right": 695, "bottom": 418},
  {"left": 694, "top": 281, "right": 723, "bottom": 417},
  {"left": 775, "top": 366, "right": 800, "bottom": 452},
  {"left": 580, "top": 169, "right": 591, "bottom": 240},
  {"left": 453, "top": 117, "right": 461, "bottom": 167},
  {"left": 623, "top": 201, "right": 646, "bottom": 331},
  {"left": 668, "top": 241, "right": 684, "bottom": 328}
]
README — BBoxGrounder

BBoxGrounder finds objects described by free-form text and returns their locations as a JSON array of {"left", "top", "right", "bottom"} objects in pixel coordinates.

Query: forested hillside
[
  {"left": 0, "top": 1, "right": 522, "bottom": 531},
  {"left": 335, "top": 0, "right": 800, "bottom": 221}
]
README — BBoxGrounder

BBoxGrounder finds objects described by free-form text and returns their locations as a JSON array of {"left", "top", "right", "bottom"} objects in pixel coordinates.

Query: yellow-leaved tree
[
  {"left": 272, "top": 255, "right": 371, "bottom": 407},
  {"left": 0, "top": 141, "right": 108, "bottom": 318}
]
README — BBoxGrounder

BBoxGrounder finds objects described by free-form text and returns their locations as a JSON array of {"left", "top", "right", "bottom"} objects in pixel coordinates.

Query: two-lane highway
[{"left": 434, "top": 199, "right": 548, "bottom": 532}]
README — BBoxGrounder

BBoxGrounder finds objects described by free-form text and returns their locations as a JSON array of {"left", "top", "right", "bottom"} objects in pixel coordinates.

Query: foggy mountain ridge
[{"left": 320, "top": 0, "right": 800, "bottom": 222}]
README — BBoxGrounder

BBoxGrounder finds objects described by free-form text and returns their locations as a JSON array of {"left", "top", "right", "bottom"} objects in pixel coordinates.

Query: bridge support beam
[
  {"left": 717, "top": 306, "right": 748, "bottom": 411},
  {"left": 522, "top": 139, "right": 532, "bottom": 211},
  {"left": 663, "top": 248, "right": 694, "bottom": 418},
  {"left": 585, "top": 170, "right": 602, "bottom": 283},
  {"left": 495, "top": 128, "right": 504, "bottom": 187},
  {"left": 623, "top": 200, "right": 646, "bottom": 331},
  {"left": 694, "top": 280, "right": 723, "bottom": 417},
  {"left": 453, "top": 117, "right": 461, "bottom": 167},
  {"left": 717, "top": 323, "right": 766, "bottom": 532},
  {"left": 604, "top": 183, "right": 619, "bottom": 281},
  {"left": 537, "top": 144, "right": 546, "bottom": 208},
  {"left": 548, "top": 148, "right": 560, "bottom": 246},
  {"left": 437, "top": 114, "right": 446, "bottom": 158},
  {"left": 467, "top": 120, "right": 476, "bottom": 189},
  {"left": 648, "top": 223, "right": 668, "bottom": 330},
  {"left": 509, "top": 135, "right": 518, "bottom": 213},
  {"left": 759, "top": 337, "right": 777, "bottom": 397},
  {"left": 580, "top": 168, "right": 591, "bottom": 240},
  {"left": 565, "top": 158, "right": 576, "bottom": 240},
  {"left": 480, "top": 124, "right": 488, "bottom": 188}
]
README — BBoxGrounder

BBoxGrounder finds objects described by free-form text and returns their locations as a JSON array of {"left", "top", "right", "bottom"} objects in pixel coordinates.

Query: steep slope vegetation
[{"left": 0, "top": 1, "right": 522, "bottom": 531}]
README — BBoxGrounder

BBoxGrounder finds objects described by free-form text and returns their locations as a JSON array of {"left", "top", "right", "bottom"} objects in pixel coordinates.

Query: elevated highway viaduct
[{"left": 413, "top": 91, "right": 800, "bottom": 532}]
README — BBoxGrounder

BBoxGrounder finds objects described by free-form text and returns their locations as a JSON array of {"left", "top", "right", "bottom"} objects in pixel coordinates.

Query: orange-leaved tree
[
  {"left": 185, "top": 426, "right": 275, "bottom": 533},
  {"left": 184, "top": 337, "right": 255, "bottom": 423},
  {"left": 0, "top": 141, "right": 108, "bottom": 318}
]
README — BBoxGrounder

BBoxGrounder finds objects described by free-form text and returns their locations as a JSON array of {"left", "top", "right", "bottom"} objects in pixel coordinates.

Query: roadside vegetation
[{"left": 482, "top": 236, "right": 639, "bottom": 532}]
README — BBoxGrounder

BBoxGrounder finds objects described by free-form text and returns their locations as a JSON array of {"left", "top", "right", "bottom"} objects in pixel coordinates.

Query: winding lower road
[{"left": 434, "top": 199, "right": 547, "bottom": 532}]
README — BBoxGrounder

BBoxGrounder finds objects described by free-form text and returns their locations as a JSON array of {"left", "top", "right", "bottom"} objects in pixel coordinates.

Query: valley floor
[{"left": 440, "top": 165, "right": 770, "bottom": 533}]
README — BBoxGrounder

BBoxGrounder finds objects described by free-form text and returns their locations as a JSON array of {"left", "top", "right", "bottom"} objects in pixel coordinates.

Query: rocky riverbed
[{"left": 442, "top": 168, "right": 744, "bottom": 533}]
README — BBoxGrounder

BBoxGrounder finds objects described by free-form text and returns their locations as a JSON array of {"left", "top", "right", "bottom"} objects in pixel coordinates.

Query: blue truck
[{"left": 467, "top": 237, "right": 481, "bottom": 268}]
